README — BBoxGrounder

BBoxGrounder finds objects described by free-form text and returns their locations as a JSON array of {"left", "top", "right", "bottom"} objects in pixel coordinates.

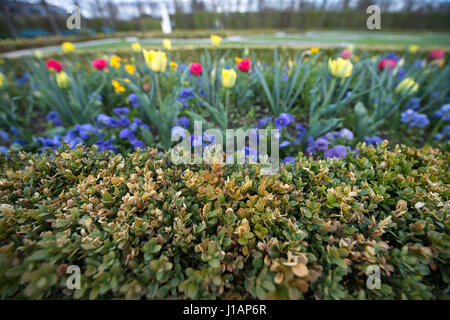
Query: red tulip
[
  {"left": 429, "top": 49, "right": 444, "bottom": 60},
  {"left": 46, "top": 59, "right": 63, "bottom": 72},
  {"left": 190, "top": 62, "right": 203, "bottom": 76},
  {"left": 377, "top": 59, "right": 396, "bottom": 71},
  {"left": 237, "top": 58, "right": 251, "bottom": 72},
  {"left": 91, "top": 58, "right": 107, "bottom": 70},
  {"left": 341, "top": 49, "right": 352, "bottom": 60}
]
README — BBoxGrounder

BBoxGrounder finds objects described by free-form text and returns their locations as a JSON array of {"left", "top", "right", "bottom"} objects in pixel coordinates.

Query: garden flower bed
[{"left": 0, "top": 40, "right": 449, "bottom": 299}]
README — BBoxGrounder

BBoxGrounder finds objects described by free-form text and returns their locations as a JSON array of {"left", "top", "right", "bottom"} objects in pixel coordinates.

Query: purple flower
[
  {"left": 119, "top": 128, "right": 134, "bottom": 140},
  {"left": 339, "top": 128, "right": 354, "bottom": 140},
  {"left": 175, "top": 116, "right": 190, "bottom": 128},
  {"left": 9, "top": 126, "right": 20, "bottom": 135},
  {"left": 257, "top": 117, "right": 272, "bottom": 128},
  {"left": 364, "top": 136, "right": 383, "bottom": 147},
  {"left": 47, "top": 111, "right": 63, "bottom": 126},
  {"left": 113, "top": 107, "right": 130, "bottom": 116},
  {"left": 324, "top": 145, "right": 348, "bottom": 159},
  {"left": 171, "top": 126, "right": 187, "bottom": 139},
  {"left": 280, "top": 140, "right": 290, "bottom": 148},
  {"left": 274, "top": 113, "right": 292, "bottom": 127},
  {"left": 95, "top": 139, "right": 118, "bottom": 153},
  {"left": 0, "top": 131, "right": 10, "bottom": 142},
  {"left": 97, "top": 114, "right": 119, "bottom": 127},
  {"left": 433, "top": 104, "right": 450, "bottom": 121},
  {"left": 77, "top": 124, "right": 97, "bottom": 140},
  {"left": 131, "top": 139, "right": 145, "bottom": 150},
  {"left": 306, "top": 136, "right": 316, "bottom": 154},
  {"left": 295, "top": 123, "right": 306, "bottom": 132},
  {"left": 282, "top": 156, "right": 295, "bottom": 165},
  {"left": 405, "top": 97, "right": 421, "bottom": 110},
  {"left": 401, "top": 110, "right": 429, "bottom": 128},
  {"left": 128, "top": 94, "right": 139, "bottom": 107},
  {"left": 315, "top": 137, "right": 330, "bottom": 151}
]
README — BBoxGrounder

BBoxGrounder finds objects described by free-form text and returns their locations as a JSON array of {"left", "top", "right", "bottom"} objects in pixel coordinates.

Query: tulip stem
[
  {"left": 154, "top": 73, "right": 163, "bottom": 106},
  {"left": 224, "top": 89, "right": 230, "bottom": 129},
  {"left": 322, "top": 78, "right": 336, "bottom": 110}
]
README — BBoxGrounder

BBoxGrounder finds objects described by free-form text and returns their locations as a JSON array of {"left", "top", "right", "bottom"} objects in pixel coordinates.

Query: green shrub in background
[{"left": 0, "top": 142, "right": 448, "bottom": 299}]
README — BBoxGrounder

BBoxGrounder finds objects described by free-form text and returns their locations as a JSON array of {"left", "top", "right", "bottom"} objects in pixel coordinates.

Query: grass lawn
[{"left": 244, "top": 30, "right": 450, "bottom": 47}]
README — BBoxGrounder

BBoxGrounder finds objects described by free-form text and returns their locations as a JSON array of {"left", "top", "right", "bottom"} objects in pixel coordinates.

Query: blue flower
[
  {"left": 0, "top": 146, "right": 8, "bottom": 154},
  {"left": 15, "top": 72, "right": 30, "bottom": 86},
  {"left": 274, "top": 113, "right": 292, "bottom": 127},
  {"left": 119, "top": 128, "right": 134, "bottom": 140},
  {"left": 405, "top": 97, "right": 421, "bottom": 110},
  {"left": 128, "top": 94, "right": 139, "bottom": 107},
  {"left": 401, "top": 110, "right": 429, "bottom": 128},
  {"left": 0, "top": 131, "right": 10, "bottom": 142},
  {"left": 171, "top": 126, "right": 187, "bottom": 139},
  {"left": 95, "top": 139, "right": 118, "bottom": 153},
  {"left": 130, "top": 139, "right": 145, "bottom": 150},
  {"left": 12, "top": 138, "right": 27, "bottom": 146},
  {"left": 339, "top": 128, "right": 354, "bottom": 140},
  {"left": 280, "top": 140, "right": 290, "bottom": 148},
  {"left": 9, "top": 126, "right": 20, "bottom": 135},
  {"left": 117, "top": 115, "right": 131, "bottom": 128},
  {"left": 77, "top": 124, "right": 97, "bottom": 140},
  {"left": 306, "top": 136, "right": 316, "bottom": 154},
  {"left": 324, "top": 145, "right": 348, "bottom": 159},
  {"left": 37, "top": 135, "right": 62, "bottom": 150},
  {"left": 113, "top": 107, "right": 130, "bottom": 116},
  {"left": 64, "top": 136, "right": 84, "bottom": 149},
  {"left": 295, "top": 123, "right": 305, "bottom": 132},
  {"left": 175, "top": 116, "right": 190, "bottom": 128},
  {"left": 433, "top": 104, "right": 450, "bottom": 121},
  {"left": 97, "top": 114, "right": 119, "bottom": 127},
  {"left": 47, "top": 111, "right": 63, "bottom": 126},
  {"left": 282, "top": 156, "right": 295, "bottom": 165},
  {"left": 89, "top": 93, "right": 102, "bottom": 102},
  {"left": 191, "top": 134, "right": 204, "bottom": 147},
  {"left": 257, "top": 117, "right": 272, "bottom": 128},
  {"left": 364, "top": 136, "right": 383, "bottom": 147},
  {"left": 315, "top": 137, "right": 330, "bottom": 151}
]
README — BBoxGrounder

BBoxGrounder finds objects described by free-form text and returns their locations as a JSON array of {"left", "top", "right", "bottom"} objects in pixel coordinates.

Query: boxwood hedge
[{"left": 0, "top": 142, "right": 448, "bottom": 299}]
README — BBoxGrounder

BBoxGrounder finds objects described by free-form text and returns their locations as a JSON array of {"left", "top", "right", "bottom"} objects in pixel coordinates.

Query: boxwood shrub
[{"left": 0, "top": 142, "right": 448, "bottom": 299}]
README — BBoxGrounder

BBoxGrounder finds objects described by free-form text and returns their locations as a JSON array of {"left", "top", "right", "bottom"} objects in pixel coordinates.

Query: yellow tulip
[
  {"left": 408, "top": 45, "right": 418, "bottom": 53},
  {"left": 131, "top": 42, "right": 142, "bottom": 52},
  {"left": 211, "top": 35, "right": 222, "bottom": 47},
  {"left": 169, "top": 61, "right": 178, "bottom": 71},
  {"left": 163, "top": 39, "right": 172, "bottom": 50},
  {"left": 0, "top": 72, "right": 5, "bottom": 87},
  {"left": 56, "top": 71, "right": 71, "bottom": 88},
  {"left": 110, "top": 55, "right": 122, "bottom": 69},
  {"left": 112, "top": 80, "right": 125, "bottom": 93},
  {"left": 143, "top": 50, "right": 167, "bottom": 73},
  {"left": 62, "top": 42, "right": 75, "bottom": 53},
  {"left": 311, "top": 47, "right": 320, "bottom": 54},
  {"left": 235, "top": 56, "right": 243, "bottom": 63},
  {"left": 328, "top": 57, "right": 353, "bottom": 78},
  {"left": 125, "top": 64, "right": 135, "bottom": 75},
  {"left": 222, "top": 68, "right": 237, "bottom": 88},
  {"left": 395, "top": 77, "right": 418, "bottom": 95},
  {"left": 34, "top": 50, "right": 43, "bottom": 58}
]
